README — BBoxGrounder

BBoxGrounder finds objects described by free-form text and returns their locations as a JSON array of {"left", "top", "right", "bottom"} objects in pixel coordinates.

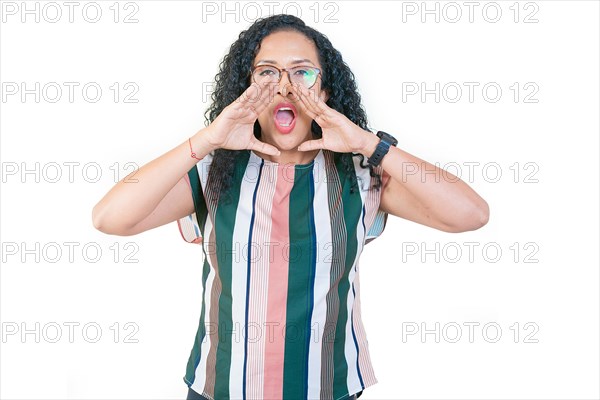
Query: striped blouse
[{"left": 177, "top": 149, "right": 388, "bottom": 400}]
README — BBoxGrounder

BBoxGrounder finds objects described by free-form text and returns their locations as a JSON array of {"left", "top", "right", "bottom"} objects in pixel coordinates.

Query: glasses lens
[
  {"left": 253, "top": 65, "right": 279, "bottom": 84},
  {"left": 291, "top": 67, "right": 318, "bottom": 88}
]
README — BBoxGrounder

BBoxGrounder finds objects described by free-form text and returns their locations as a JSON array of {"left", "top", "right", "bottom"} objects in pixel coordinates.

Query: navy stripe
[
  {"left": 242, "top": 160, "right": 264, "bottom": 400},
  {"left": 350, "top": 204, "right": 368, "bottom": 387},
  {"left": 351, "top": 283, "right": 365, "bottom": 389}
]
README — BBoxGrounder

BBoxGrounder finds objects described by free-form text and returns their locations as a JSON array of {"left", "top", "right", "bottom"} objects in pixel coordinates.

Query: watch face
[{"left": 377, "top": 131, "right": 397, "bottom": 146}]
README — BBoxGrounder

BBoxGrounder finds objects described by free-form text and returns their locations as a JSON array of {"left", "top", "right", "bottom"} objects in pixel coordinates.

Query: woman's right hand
[
  {"left": 92, "top": 83, "right": 280, "bottom": 236},
  {"left": 203, "top": 82, "right": 280, "bottom": 156}
]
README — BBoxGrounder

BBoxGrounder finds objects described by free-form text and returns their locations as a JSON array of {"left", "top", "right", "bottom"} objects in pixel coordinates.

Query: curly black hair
[{"left": 204, "top": 14, "right": 381, "bottom": 198}]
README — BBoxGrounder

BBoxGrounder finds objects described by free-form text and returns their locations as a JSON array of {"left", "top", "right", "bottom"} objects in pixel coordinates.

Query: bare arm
[
  {"left": 92, "top": 82, "right": 279, "bottom": 236},
  {"left": 92, "top": 130, "right": 215, "bottom": 236},
  {"left": 372, "top": 138, "right": 490, "bottom": 233}
]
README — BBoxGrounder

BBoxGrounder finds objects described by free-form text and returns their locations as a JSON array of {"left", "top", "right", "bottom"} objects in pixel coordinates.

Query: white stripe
[
  {"left": 344, "top": 250, "right": 365, "bottom": 393},
  {"left": 229, "top": 154, "right": 260, "bottom": 399},
  {"left": 307, "top": 150, "right": 331, "bottom": 399},
  {"left": 176, "top": 154, "right": 213, "bottom": 243},
  {"left": 191, "top": 215, "right": 215, "bottom": 394},
  {"left": 178, "top": 214, "right": 200, "bottom": 243},
  {"left": 197, "top": 153, "right": 214, "bottom": 188},
  {"left": 343, "top": 159, "right": 371, "bottom": 393}
]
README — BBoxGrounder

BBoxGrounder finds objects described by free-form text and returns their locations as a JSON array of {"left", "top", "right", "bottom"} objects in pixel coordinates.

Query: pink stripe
[
  {"left": 246, "top": 164, "right": 277, "bottom": 400},
  {"left": 262, "top": 164, "right": 293, "bottom": 399},
  {"left": 353, "top": 271, "right": 377, "bottom": 385}
]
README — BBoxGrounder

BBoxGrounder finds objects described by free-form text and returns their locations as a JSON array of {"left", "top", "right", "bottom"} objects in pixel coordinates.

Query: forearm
[
  {"left": 359, "top": 131, "right": 489, "bottom": 230},
  {"left": 92, "top": 127, "right": 216, "bottom": 233}
]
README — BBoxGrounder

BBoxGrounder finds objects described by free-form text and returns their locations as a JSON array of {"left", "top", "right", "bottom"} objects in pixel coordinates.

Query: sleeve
[
  {"left": 177, "top": 179, "right": 203, "bottom": 244},
  {"left": 365, "top": 209, "right": 388, "bottom": 243},
  {"left": 354, "top": 158, "right": 390, "bottom": 244},
  {"left": 176, "top": 155, "right": 211, "bottom": 245}
]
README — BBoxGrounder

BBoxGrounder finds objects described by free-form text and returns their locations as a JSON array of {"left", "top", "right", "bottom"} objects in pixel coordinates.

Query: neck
[{"left": 256, "top": 148, "right": 320, "bottom": 165}]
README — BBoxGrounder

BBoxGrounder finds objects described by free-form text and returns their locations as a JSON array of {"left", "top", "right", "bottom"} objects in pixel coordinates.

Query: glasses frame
[{"left": 250, "top": 64, "right": 322, "bottom": 89}]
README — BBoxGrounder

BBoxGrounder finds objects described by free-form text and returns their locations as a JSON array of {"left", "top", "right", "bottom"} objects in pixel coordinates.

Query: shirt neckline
[{"left": 250, "top": 149, "right": 322, "bottom": 169}]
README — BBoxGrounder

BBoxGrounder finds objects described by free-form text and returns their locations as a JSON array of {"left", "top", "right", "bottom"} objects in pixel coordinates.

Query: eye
[
  {"left": 294, "top": 68, "right": 311, "bottom": 76},
  {"left": 259, "top": 69, "right": 275, "bottom": 76},
  {"left": 294, "top": 68, "right": 318, "bottom": 81},
  {"left": 256, "top": 66, "right": 278, "bottom": 76}
]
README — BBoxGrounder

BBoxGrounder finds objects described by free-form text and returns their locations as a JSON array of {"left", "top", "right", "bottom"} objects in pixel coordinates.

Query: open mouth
[
  {"left": 273, "top": 103, "right": 297, "bottom": 134},
  {"left": 276, "top": 109, "right": 295, "bottom": 126}
]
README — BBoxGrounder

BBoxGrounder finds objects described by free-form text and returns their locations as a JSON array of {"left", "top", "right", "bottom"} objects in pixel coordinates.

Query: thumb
[
  {"left": 248, "top": 139, "right": 281, "bottom": 156},
  {"left": 298, "top": 139, "right": 324, "bottom": 152}
]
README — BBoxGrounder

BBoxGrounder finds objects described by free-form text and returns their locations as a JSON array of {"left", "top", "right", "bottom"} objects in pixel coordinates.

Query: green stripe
[
  {"left": 185, "top": 257, "right": 212, "bottom": 383},
  {"left": 187, "top": 165, "right": 208, "bottom": 235},
  {"left": 213, "top": 151, "right": 249, "bottom": 398},
  {"left": 333, "top": 154, "right": 363, "bottom": 399},
  {"left": 282, "top": 164, "right": 316, "bottom": 399},
  {"left": 184, "top": 163, "right": 212, "bottom": 385}
]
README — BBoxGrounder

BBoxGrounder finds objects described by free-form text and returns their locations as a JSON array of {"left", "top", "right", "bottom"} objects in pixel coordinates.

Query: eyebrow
[{"left": 255, "top": 58, "right": 315, "bottom": 66}]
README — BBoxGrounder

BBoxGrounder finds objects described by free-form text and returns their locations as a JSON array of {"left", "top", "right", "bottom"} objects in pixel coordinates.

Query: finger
[
  {"left": 240, "top": 81, "right": 274, "bottom": 102},
  {"left": 296, "top": 84, "right": 329, "bottom": 122},
  {"left": 293, "top": 84, "right": 319, "bottom": 120},
  {"left": 231, "top": 83, "right": 264, "bottom": 118},
  {"left": 238, "top": 82, "right": 276, "bottom": 116},
  {"left": 250, "top": 82, "right": 278, "bottom": 117},
  {"left": 298, "top": 138, "right": 324, "bottom": 152},
  {"left": 298, "top": 83, "right": 327, "bottom": 111},
  {"left": 234, "top": 84, "right": 259, "bottom": 110},
  {"left": 248, "top": 138, "right": 281, "bottom": 156}
]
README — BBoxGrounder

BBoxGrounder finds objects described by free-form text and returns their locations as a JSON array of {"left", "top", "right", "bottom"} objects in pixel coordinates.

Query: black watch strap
[{"left": 367, "top": 131, "right": 397, "bottom": 167}]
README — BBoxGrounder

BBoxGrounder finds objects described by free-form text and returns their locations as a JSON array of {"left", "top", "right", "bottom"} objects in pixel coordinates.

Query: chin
[{"left": 259, "top": 122, "right": 313, "bottom": 151}]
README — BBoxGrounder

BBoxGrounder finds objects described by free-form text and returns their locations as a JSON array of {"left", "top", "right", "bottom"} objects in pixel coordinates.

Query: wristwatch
[{"left": 367, "top": 131, "right": 397, "bottom": 167}]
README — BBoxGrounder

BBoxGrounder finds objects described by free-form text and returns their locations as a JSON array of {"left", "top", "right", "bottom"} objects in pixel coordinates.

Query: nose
[{"left": 277, "top": 70, "right": 293, "bottom": 97}]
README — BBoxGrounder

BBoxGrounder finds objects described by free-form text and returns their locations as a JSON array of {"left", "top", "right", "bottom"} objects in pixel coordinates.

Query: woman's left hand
[{"left": 294, "top": 84, "right": 375, "bottom": 155}]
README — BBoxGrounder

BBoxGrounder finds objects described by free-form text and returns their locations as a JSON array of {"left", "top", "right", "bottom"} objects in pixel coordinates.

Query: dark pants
[
  {"left": 186, "top": 388, "right": 210, "bottom": 400},
  {"left": 187, "top": 387, "right": 363, "bottom": 399}
]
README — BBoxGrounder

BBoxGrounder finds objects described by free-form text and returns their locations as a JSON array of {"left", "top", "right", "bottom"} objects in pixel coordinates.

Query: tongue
[{"left": 276, "top": 110, "right": 294, "bottom": 125}]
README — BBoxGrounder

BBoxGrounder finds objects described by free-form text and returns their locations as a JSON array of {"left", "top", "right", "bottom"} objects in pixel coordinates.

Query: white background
[{"left": 1, "top": 1, "right": 598, "bottom": 399}]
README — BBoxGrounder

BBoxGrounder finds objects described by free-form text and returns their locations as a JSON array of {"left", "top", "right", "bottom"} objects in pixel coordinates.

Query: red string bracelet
[{"left": 189, "top": 137, "right": 202, "bottom": 161}]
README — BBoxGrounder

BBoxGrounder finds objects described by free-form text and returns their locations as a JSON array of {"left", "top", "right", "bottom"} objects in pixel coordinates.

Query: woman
[{"left": 92, "top": 14, "right": 489, "bottom": 400}]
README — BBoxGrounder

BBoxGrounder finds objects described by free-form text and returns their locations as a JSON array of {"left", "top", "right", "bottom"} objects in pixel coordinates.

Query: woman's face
[{"left": 253, "top": 30, "right": 327, "bottom": 152}]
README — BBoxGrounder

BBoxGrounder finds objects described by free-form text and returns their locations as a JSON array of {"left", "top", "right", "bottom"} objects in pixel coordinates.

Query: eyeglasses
[{"left": 251, "top": 64, "right": 322, "bottom": 89}]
